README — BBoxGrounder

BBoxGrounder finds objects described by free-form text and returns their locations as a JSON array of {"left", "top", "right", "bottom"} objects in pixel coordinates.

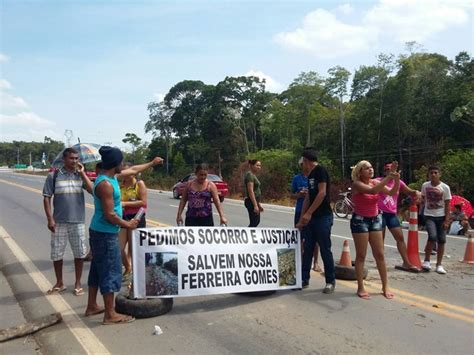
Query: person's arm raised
[
  {"left": 77, "top": 162, "right": 93, "bottom": 194},
  {"left": 118, "top": 157, "right": 164, "bottom": 178}
]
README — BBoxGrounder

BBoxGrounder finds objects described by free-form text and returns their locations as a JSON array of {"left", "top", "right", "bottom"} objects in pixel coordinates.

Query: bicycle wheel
[{"left": 334, "top": 200, "right": 349, "bottom": 218}]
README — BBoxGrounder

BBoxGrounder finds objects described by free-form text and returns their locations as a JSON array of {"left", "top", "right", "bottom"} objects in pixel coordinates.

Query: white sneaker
[
  {"left": 436, "top": 265, "right": 447, "bottom": 274},
  {"left": 422, "top": 260, "right": 431, "bottom": 271}
]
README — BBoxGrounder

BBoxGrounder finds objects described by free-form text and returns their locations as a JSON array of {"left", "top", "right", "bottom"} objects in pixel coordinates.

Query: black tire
[
  {"left": 172, "top": 188, "right": 180, "bottom": 199},
  {"left": 334, "top": 263, "right": 368, "bottom": 281},
  {"left": 334, "top": 200, "right": 349, "bottom": 218},
  {"left": 115, "top": 293, "right": 173, "bottom": 319},
  {"left": 219, "top": 196, "right": 224, "bottom": 203},
  {"left": 236, "top": 290, "right": 276, "bottom": 297}
]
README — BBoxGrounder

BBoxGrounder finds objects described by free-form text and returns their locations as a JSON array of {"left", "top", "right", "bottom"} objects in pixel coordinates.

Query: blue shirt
[
  {"left": 90, "top": 175, "right": 122, "bottom": 234},
  {"left": 291, "top": 173, "right": 308, "bottom": 214}
]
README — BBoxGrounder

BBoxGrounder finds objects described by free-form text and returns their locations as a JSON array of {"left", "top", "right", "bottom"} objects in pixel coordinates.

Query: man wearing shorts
[
  {"left": 84, "top": 147, "right": 164, "bottom": 324},
  {"left": 421, "top": 166, "right": 451, "bottom": 274},
  {"left": 43, "top": 148, "right": 93, "bottom": 296},
  {"left": 376, "top": 163, "right": 420, "bottom": 272}
]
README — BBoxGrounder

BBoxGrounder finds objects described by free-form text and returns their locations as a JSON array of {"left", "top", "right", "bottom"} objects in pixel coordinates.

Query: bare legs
[{"left": 352, "top": 231, "right": 393, "bottom": 299}]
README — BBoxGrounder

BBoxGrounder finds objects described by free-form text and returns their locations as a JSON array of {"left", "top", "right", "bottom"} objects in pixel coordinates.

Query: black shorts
[
  {"left": 123, "top": 213, "right": 146, "bottom": 228},
  {"left": 185, "top": 215, "right": 214, "bottom": 227}
]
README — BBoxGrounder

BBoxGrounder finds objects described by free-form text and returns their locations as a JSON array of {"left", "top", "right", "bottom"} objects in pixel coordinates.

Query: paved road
[{"left": 0, "top": 172, "right": 473, "bottom": 354}]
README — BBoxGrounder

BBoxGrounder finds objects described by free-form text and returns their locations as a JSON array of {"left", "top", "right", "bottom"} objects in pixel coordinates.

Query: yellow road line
[
  {"left": 0, "top": 226, "right": 110, "bottom": 354},
  {"left": 2, "top": 177, "right": 473, "bottom": 323},
  {"left": 0, "top": 178, "right": 168, "bottom": 227},
  {"left": 337, "top": 279, "right": 474, "bottom": 323}
]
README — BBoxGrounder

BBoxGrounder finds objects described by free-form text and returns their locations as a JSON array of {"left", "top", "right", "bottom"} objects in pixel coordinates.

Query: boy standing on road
[
  {"left": 296, "top": 147, "right": 335, "bottom": 293},
  {"left": 43, "top": 148, "right": 93, "bottom": 296},
  {"left": 421, "top": 166, "right": 451, "bottom": 274}
]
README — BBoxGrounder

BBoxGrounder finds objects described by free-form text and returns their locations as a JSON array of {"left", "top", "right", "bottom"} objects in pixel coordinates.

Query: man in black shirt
[{"left": 296, "top": 147, "right": 335, "bottom": 293}]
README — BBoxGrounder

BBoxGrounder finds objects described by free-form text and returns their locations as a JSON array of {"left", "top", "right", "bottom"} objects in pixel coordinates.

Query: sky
[{"left": 1, "top": 0, "right": 473, "bottom": 150}]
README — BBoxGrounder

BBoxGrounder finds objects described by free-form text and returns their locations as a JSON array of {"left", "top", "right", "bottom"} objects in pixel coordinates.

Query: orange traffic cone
[
  {"left": 406, "top": 202, "right": 422, "bottom": 270},
  {"left": 339, "top": 240, "right": 352, "bottom": 267},
  {"left": 461, "top": 233, "right": 474, "bottom": 264}
]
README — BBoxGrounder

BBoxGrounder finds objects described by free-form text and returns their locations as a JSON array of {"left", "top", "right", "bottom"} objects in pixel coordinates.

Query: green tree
[{"left": 326, "top": 66, "right": 351, "bottom": 178}]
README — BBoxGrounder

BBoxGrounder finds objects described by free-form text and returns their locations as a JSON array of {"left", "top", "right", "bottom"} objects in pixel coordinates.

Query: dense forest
[
  {"left": 143, "top": 50, "right": 473, "bottom": 201},
  {"left": 2, "top": 50, "right": 473, "bottom": 202}
]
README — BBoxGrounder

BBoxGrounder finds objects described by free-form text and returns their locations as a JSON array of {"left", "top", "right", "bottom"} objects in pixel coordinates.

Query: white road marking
[
  {"left": 0, "top": 226, "right": 110, "bottom": 355},
  {"left": 331, "top": 233, "right": 397, "bottom": 249}
]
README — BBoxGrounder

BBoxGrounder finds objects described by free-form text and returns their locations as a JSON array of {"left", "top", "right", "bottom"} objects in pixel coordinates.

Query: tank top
[
  {"left": 352, "top": 181, "right": 380, "bottom": 217},
  {"left": 91, "top": 175, "right": 122, "bottom": 233},
  {"left": 120, "top": 179, "right": 146, "bottom": 216},
  {"left": 186, "top": 181, "right": 213, "bottom": 218}
]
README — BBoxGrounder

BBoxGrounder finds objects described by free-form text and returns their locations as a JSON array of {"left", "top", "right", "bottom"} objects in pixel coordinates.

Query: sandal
[
  {"left": 73, "top": 288, "right": 85, "bottom": 296},
  {"left": 357, "top": 291, "right": 370, "bottom": 300},
  {"left": 47, "top": 286, "right": 67, "bottom": 295},
  {"left": 103, "top": 316, "right": 135, "bottom": 325}
]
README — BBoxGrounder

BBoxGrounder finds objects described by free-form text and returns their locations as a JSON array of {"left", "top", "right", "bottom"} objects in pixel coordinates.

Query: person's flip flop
[
  {"left": 395, "top": 265, "right": 420, "bottom": 273},
  {"left": 73, "top": 288, "right": 85, "bottom": 296},
  {"left": 102, "top": 316, "right": 135, "bottom": 325},
  {"left": 47, "top": 286, "right": 67, "bottom": 295},
  {"left": 357, "top": 292, "right": 371, "bottom": 300},
  {"left": 382, "top": 291, "right": 395, "bottom": 299},
  {"left": 85, "top": 307, "right": 105, "bottom": 317}
]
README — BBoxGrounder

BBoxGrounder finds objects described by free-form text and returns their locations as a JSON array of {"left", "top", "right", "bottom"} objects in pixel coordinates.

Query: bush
[{"left": 228, "top": 149, "right": 296, "bottom": 201}]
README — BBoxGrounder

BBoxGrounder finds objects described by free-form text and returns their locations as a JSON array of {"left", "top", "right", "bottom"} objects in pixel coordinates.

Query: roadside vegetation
[{"left": 2, "top": 48, "right": 473, "bottom": 203}]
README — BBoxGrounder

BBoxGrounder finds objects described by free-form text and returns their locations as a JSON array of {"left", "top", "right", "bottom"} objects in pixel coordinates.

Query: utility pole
[{"left": 17, "top": 147, "right": 20, "bottom": 165}]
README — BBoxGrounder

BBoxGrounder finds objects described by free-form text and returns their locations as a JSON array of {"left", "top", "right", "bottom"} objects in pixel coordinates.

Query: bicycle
[{"left": 333, "top": 188, "right": 354, "bottom": 218}]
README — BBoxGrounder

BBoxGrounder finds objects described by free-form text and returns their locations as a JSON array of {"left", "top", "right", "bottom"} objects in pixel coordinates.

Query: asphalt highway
[{"left": 0, "top": 172, "right": 472, "bottom": 354}]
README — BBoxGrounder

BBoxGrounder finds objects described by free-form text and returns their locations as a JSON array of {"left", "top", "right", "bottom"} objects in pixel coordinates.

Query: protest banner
[{"left": 132, "top": 226, "right": 302, "bottom": 298}]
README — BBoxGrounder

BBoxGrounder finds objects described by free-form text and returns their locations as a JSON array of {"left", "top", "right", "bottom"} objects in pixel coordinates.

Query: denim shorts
[
  {"left": 425, "top": 216, "right": 447, "bottom": 244},
  {"left": 87, "top": 229, "right": 122, "bottom": 294},
  {"left": 350, "top": 213, "right": 383, "bottom": 233},
  {"left": 381, "top": 212, "right": 401, "bottom": 229},
  {"left": 123, "top": 213, "right": 146, "bottom": 228}
]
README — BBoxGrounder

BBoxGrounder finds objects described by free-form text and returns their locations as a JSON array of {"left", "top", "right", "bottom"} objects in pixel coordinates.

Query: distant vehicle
[
  {"left": 48, "top": 165, "right": 97, "bottom": 181},
  {"left": 172, "top": 173, "right": 229, "bottom": 202}
]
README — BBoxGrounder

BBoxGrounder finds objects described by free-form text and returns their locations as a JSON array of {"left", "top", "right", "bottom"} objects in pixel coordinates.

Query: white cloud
[
  {"left": 0, "top": 79, "right": 12, "bottom": 90},
  {"left": 275, "top": 0, "right": 472, "bottom": 58},
  {"left": 0, "top": 54, "right": 9, "bottom": 63},
  {"left": 274, "top": 9, "right": 377, "bottom": 58},
  {"left": 364, "top": 0, "right": 471, "bottom": 42},
  {"left": 153, "top": 93, "right": 165, "bottom": 102},
  {"left": 0, "top": 92, "right": 29, "bottom": 110},
  {"left": 0, "top": 112, "right": 58, "bottom": 142},
  {"left": 1, "top": 112, "right": 55, "bottom": 128},
  {"left": 244, "top": 70, "right": 283, "bottom": 93},
  {"left": 337, "top": 4, "right": 354, "bottom": 15}
]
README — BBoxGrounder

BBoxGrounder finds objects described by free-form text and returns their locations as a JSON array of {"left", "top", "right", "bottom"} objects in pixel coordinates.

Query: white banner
[{"left": 132, "top": 227, "right": 302, "bottom": 298}]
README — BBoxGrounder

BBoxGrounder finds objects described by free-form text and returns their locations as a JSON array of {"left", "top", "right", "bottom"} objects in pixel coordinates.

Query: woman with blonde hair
[{"left": 350, "top": 160, "right": 400, "bottom": 300}]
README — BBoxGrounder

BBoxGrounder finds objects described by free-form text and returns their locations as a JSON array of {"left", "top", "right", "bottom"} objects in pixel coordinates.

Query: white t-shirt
[{"left": 421, "top": 181, "right": 451, "bottom": 217}]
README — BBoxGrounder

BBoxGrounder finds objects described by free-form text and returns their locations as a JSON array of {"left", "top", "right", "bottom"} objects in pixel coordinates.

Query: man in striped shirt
[{"left": 43, "top": 148, "right": 93, "bottom": 296}]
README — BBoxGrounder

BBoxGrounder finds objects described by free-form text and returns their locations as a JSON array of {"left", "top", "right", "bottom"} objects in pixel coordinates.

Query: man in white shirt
[{"left": 421, "top": 166, "right": 451, "bottom": 274}]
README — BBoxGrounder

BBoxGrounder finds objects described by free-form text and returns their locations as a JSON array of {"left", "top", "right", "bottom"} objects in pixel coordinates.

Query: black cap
[{"left": 99, "top": 146, "right": 123, "bottom": 169}]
